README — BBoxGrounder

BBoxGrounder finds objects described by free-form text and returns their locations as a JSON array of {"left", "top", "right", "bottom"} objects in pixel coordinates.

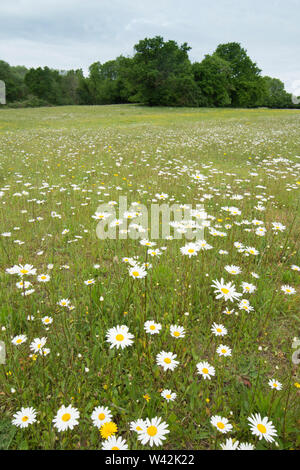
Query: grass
[{"left": 0, "top": 104, "right": 299, "bottom": 450}]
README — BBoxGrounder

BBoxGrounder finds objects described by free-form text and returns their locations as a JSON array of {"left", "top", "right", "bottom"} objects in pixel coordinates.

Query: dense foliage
[{"left": 0, "top": 37, "right": 298, "bottom": 108}]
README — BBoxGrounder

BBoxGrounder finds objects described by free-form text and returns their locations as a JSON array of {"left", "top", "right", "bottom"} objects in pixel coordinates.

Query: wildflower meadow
[{"left": 0, "top": 105, "right": 299, "bottom": 450}]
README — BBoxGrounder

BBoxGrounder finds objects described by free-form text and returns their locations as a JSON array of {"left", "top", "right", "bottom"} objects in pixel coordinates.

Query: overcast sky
[{"left": 0, "top": 0, "right": 299, "bottom": 93}]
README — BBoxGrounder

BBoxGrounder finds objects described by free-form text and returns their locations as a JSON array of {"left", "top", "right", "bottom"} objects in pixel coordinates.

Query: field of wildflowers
[{"left": 0, "top": 105, "right": 299, "bottom": 450}]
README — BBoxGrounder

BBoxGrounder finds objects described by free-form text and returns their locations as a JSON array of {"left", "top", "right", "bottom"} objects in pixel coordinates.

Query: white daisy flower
[
  {"left": 91, "top": 406, "right": 112, "bottom": 428},
  {"left": 156, "top": 351, "right": 179, "bottom": 371},
  {"left": 130, "top": 419, "right": 146, "bottom": 432},
  {"left": 170, "top": 325, "right": 185, "bottom": 338},
  {"left": 211, "top": 415, "right": 233, "bottom": 433},
  {"left": 53, "top": 405, "right": 80, "bottom": 432},
  {"left": 216, "top": 344, "right": 232, "bottom": 357},
  {"left": 12, "top": 334, "right": 27, "bottom": 346},
  {"left": 12, "top": 407, "right": 37, "bottom": 428},
  {"left": 220, "top": 438, "right": 239, "bottom": 450},
  {"left": 37, "top": 274, "right": 50, "bottom": 282},
  {"left": 211, "top": 278, "right": 242, "bottom": 302},
  {"left": 247, "top": 413, "right": 278, "bottom": 442},
  {"left": 144, "top": 320, "right": 162, "bottom": 335},
  {"left": 106, "top": 325, "right": 134, "bottom": 349},
  {"left": 102, "top": 435, "right": 128, "bottom": 450},
  {"left": 161, "top": 389, "right": 177, "bottom": 401},
  {"left": 137, "top": 416, "right": 170, "bottom": 447},
  {"left": 129, "top": 265, "right": 147, "bottom": 279},
  {"left": 196, "top": 361, "right": 215, "bottom": 380},
  {"left": 211, "top": 323, "right": 227, "bottom": 337},
  {"left": 268, "top": 379, "right": 282, "bottom": 390},
  {"left": 30, "top": 337, "right": 47, "bottom": 353},
  {"left": 281, "top": 285, "right": 296, "bottom": 295}
]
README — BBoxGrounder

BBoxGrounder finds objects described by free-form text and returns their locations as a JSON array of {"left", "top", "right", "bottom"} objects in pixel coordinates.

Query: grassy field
[{"left": 0, "top": 104, "right": 299, "bottom": 450}]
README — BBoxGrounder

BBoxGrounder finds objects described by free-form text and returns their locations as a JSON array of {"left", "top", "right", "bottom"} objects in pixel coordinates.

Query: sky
[{"left": 0, "top": 0, "right": 299, "bottom": 94}]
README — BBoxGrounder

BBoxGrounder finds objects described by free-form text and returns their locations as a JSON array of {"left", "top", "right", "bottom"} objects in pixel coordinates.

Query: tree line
[{"left": 0, "top": 37, "right": 298, "bottom": 109}]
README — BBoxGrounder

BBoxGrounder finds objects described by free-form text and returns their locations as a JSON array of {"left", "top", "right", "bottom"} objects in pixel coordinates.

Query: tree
[
  {"left": 261, "top": 77, "right": 293, "bottom": 108},
  {"left": 130, "top": 36, "right": 199, "bottom": 106},
  {"left": 0, "top": 60, "right": 27, "bottom": 102},
  {"left": 215, "top": 42, "right": 264, "bottom": 107},
  {"left": 192, "top": 54, "right": 232, "bottom": 107}
]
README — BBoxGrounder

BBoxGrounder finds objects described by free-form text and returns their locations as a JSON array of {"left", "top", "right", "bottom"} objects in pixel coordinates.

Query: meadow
[{"left": 0, "top": 104, "right": 299, "bottom": 450}]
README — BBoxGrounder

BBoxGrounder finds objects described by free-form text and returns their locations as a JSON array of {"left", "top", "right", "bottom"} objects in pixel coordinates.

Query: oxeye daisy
[
  {"left": 220, "top": 438, "right": 239, "bottom": 450},
  {"left": 102, "top": 435, "right": 128, "bottom": 450},
  {"left": 30, "top": 337, "right": 47, "bottom": 353},
  {"left": 106, "top": 325, "right": 134, "bottom": 349},
  {"left": 84, "top": 279, "right": 95, "bottom": 285},
  {"left": 196, "top": 361, "right": 215, "bottom": 380},
  {"left": 161, "top": 389, "right": 177, "bottom": 401},
  {"left": 130, "top": 419, "right": 146, "bottom": 432},
  {"left": 156, "top": 351, "right": 179, "bottom": 371},
  {"left": 238, "top": 442, "right": 255, "bottom": 450},
  {"left": 137, "top": 416, "right": 169, "bottom": 447},
  {"left": 224, "top": 265, "right": 242, "bottom": 275},
  {"left": 247, "top": 413, "right": 278, "bottom": 442},
  {"left": 12, "top": 407, "right": 37, "bottom": 428},
  {"left": 129, "top": 265, "right": 147, "bottom": 279},
  {"left": 211, "top": 415, "right": 233, "bottom": 433},
  {"left": 144, "top": 320, "right": 162, "bottom": 335},
  {"left": 241, "top": 282, "right": 257, "bottom": 294},
  {"left": 268, "top": 379, "right": 282, "bottom": 390},
  {"left": 53, "top": 405, "right": 80, "bottom": 432},
  {"left": 170, "top": 324, "right": 185, "bottom": 338},
  {"left": 100, "top": 421, "right": 118, "bottom": 439},
  {"left": 211, "top": 323, "right": 227, "bottom": 337},
  {"left": 91, "top": 406, "right": 112, "bottom": 428},
  {"left": 12, "top": 334, "right": 27, "bottom": 346},
  {"left": 37, "top": 274, "right": 50, "bottom": 282},
  {"left": 58, "top": 298, "right": 71, "bottom": 307},
  {"left": 42, "top": 316, "right": 53, "bottom": 326},
  {"left": 281, "top": 285, "right": 296, "bottom": 295},
  {"left": 180, "top": 243, "right": 199, "bottom": 257},
  {"left": 216, "top": 344, "right": 232, "bottom": 357},
  {"left": 211, "top": 278, "right": 242, "bottom": 302}
]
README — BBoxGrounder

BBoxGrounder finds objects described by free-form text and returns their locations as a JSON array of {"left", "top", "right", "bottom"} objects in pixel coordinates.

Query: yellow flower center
[
  {"left": 136, "top": 426, "right": 142, "bottom": 431},
  {"left": 202, "top": 368, "right": 209, "bottom": 374},
  {"left": 22, "top": 416, "right": 29, "bottom": 422},
  {"left": 188, "top": 249, "right": 194, "bottom": 253},
  {"left": 16, "top": 339, "right": 22, "bottom": 344},
  {"left": 217, "top": 422, "right": 225, "bottom": 430},
  {"left": 20, "top": 269, "right": 28, "bottom": 274},
  {"left": 166, "top": 394, "right": 171, "bottom": 399},
  {"left": 164, "top": 357, "right": 171, "bottom": 364},
  {"left": 150, "top": 325, "right": 156, "bottom": 330},
  {"left": 221, "top": 349, "right": 227, "bottom": 354},
  {"left": 132, "top": 271, "right": 139, "bottom": 277},
  {"left": 111, "top": 447, "right": 119, "bottom": 450},
  {"left": 173, "top": 331, "right": 180, "bottom": 337},
  {"left": 217, "top": 328, "right": 222, "bottom": 333},
  {"left": 98, "top": 413, "right": 105, "bottom": 420},
  {"left": 116, "top": 334, "right": 124, "bottom": 342},
  {"left": 147, "top": 426, "right": 157, "bottom": 436},
  {"left": 221, "top": 288, "right": 229, "bottom": 294},
  {"left": 62, "top": 413, "right": 71, "bottom": 422},
  {"left": 257, "top": 424, "right": 267, "bottom": 434}
]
